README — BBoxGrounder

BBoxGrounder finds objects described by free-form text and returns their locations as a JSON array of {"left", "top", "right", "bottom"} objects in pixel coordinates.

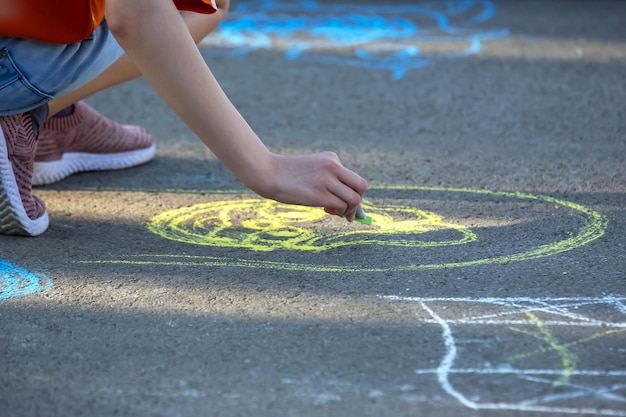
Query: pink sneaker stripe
[
  {"left": 34, "top": 102, "right": 155, "bottom": 185},
  {"left": 37, "top": 102, "right": 154, "bottom": 159},
  {"left": 0, "top": 116, "right": 49, "bottom": 236}
]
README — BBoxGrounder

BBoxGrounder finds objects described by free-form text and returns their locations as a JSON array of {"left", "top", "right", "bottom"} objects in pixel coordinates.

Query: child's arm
[{"left": 105, "top": 0, "right": 367, "bottom": 220}]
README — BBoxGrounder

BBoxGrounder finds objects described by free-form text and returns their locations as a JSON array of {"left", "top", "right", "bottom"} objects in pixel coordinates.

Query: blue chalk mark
[
  {"left": 308, "top": 15, "right": 417, "bottom": 44},
  {"left": 204, "top": 0, "right": 509, "bottom": 79},
  {"left": 0, "top": 261, "right": 53, "bottom": 301}
]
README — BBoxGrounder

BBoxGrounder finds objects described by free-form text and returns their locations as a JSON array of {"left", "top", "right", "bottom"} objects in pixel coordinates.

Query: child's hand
[{"left": 253, "top": 152, "right": 368, "bottom": 221}]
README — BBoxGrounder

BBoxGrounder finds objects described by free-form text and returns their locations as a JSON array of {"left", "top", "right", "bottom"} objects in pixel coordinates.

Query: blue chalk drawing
[
  {"left": 203, "top": 0, "right": 509, "bottom": 78},
  {"left": 0, "top": 261, "right": 53, "bottom": 301}
]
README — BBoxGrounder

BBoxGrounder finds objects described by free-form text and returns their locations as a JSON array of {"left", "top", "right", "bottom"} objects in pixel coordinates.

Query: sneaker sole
[
  {"left": 0, "top": 129, "right": 49, "bottom": 236},
  {"left": 32, "top": 144, "right": 156, "bottom": 186}
]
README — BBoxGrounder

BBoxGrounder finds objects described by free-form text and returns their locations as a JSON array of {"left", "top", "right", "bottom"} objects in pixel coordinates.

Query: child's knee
[{"left": 216, "top": 0, "right": 230, "bottom": 16}]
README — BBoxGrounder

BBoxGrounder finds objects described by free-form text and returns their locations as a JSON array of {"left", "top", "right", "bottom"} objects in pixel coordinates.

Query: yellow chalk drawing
[
  {"left": 509, "top": 312, "right": 577, "bottom": 386},
  {"left": 81, "top": 186, "right": 608, "bottom": 272},
  {"left": 147, "top": 199, "right": 476, "bottom": 252},
  {"left": 506, "top": 328, "right": 626, "bottom": 363}
]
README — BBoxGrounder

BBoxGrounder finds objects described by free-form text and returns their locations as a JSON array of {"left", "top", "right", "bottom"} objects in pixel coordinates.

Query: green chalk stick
[
  {"left": 339, "top": 206, "right": 372, "bottom": 225},
  {"left": 354, "top": 206, "right": 372, "bottom": 225},
  {"left": 355, "top": 215, "right": 372, "bottom": 225}
]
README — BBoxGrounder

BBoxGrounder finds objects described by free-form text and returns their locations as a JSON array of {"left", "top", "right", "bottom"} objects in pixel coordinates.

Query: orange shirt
[{"left": 0, "top": 0, "right": 218, "bottom": 44}]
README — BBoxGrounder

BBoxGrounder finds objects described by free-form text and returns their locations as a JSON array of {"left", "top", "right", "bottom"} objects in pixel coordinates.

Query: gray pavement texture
[{"left": 1, "top": 1, "right": 625, "bottom": 416}]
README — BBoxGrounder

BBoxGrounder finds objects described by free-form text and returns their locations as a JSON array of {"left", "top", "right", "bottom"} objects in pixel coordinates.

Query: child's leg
[
  {"left": 47, "top": 7, "right": 230, "bottom": 116},
  {"left": 35, "top": 6, "right": 231, "bottom": 186},
  {"left": 0, "top": 20, "right": 125, "bottom": 235},
  {"left": 0, "top": 3, "right": 230, "bottom": 235}
]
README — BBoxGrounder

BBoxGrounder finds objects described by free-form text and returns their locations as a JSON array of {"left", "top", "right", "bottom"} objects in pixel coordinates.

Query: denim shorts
[{"left": 0, "top": 20, "right": 124, "bottom": 116}]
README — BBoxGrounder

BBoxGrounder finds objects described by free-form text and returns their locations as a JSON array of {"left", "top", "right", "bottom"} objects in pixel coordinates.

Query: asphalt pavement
[{"left": 1, "top": 1, "right": 625, "bottom": 416}]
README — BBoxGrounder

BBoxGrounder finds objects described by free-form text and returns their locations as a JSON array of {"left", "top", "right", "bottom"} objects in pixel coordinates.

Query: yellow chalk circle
[
  {"left": 147, "top": 199, "right": 476, "bottom": 252},
  {"left": 104, "top": 186, "right": 607, "bottom": 272}
]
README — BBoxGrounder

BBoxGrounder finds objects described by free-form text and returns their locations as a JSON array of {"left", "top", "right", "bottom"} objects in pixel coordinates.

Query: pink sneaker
[
  {"left": 32, "top": 101, "right": 156, "bottom": 186},
  {"left": 0, "top": 114, "right": 49, "bottom": 236}
]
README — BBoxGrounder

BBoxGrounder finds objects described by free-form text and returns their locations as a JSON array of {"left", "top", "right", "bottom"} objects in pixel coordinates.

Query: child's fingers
[
  {"left": 356, "top": 206, "right": 367, "bottom": 219},
  {"left": 325, "top": 205, "right": 367, "bottom": 223},
  {"left": 326, "top": 180, "right": 361, "bottom": 218},
  {"left": 338, "top": 167, "right": 368, "bottom": 196},
  {"left": 321, "top": 165, "right": 367, "bottom": 221}
]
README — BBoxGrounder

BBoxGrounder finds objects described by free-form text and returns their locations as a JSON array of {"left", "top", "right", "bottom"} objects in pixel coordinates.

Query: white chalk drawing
[
  {"left": 202, "top": 0, "right": 508, "bottom": 78},
  {"left": 384, "top": 295, "right": 626, "bottom": 416}
]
